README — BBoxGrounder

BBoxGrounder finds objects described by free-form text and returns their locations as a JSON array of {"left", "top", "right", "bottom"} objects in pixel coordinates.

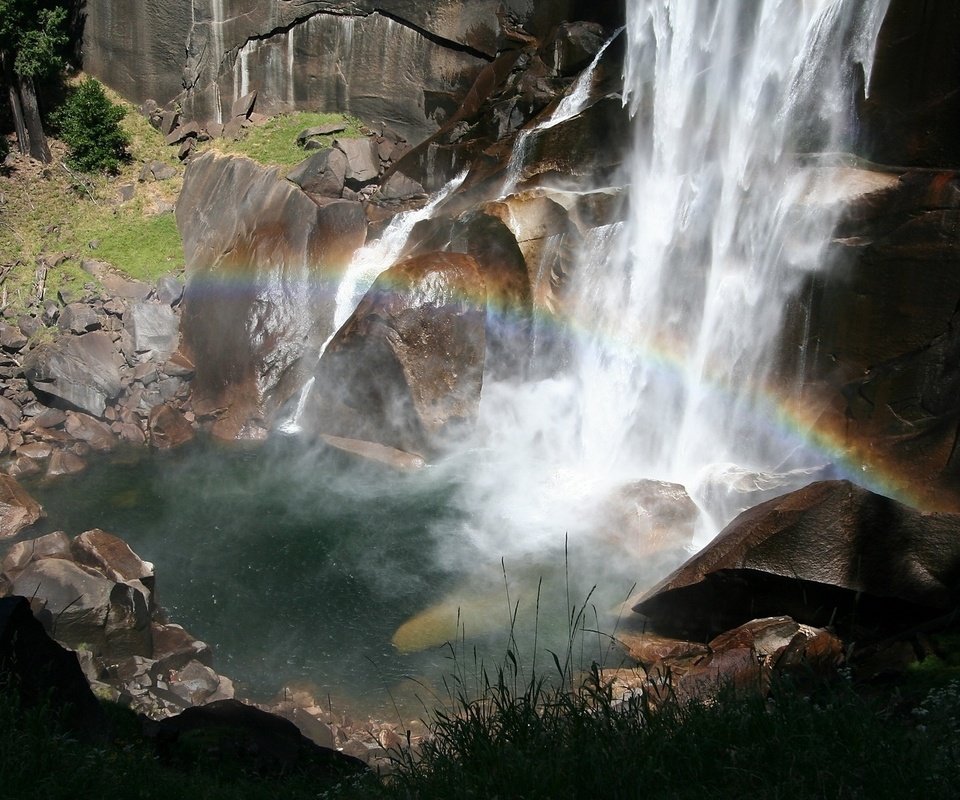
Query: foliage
[
  {"left": 205, "top": 111, "right": 365, "bottom": 167},
  {"left": 0, "top": 0, "right": 68, "bottom": 78},
  {"left": 53, "top": 78, "right": 130, "bottom": 173}
]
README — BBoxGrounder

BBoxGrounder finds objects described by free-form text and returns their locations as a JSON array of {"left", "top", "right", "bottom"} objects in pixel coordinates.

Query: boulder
[
  {"left": 0, "top": 322, "right": 28, "bottom": 351},
  {"left": 58, "top": 302, "right": 101, "bottom": 334},
  {"left": 155, "top": 274, "right": 185, "bottom": 306},
  {"left": 296, "top": 123, "right": 347, "bottom": 144},
  {"left": 64, "top": 411, "right": 116, "bottom": 451},
  {"left": 0, "top": 395, "right": 22, "bottom": 429},
  {"left": 124, "top": 303, "right": 180, "bottom": 359},
  {"left": 2, "top": 530, "right": 71, "bottom": 576},
  {"left": 71, "top": 529, "right": 155, "bottom": 597},
  {"left": 177, "top": 152, "right": 367, "bottom": 436},
  {"left": 148, "top": 404, "right": 195, "bottom": 449},
  {"left": 286, "top": 148, "right": 348, "bottom": 197},
  {"left": 11, "top": 558, "right": 152, "bottom": 658},
  {"left": 0, "top": 596, "right": 107, "bottom": 740},
  {"left": 306, "top": 251, "right": 487, "bottom": 456},
  {"left": 23, "top": 331, "right": 122, "bottom": 417},
  {"left": 231, "top": 90, "right": 257, "bottom": 119},
  {"left": 334, "top": 138, "right": 380, "bottom": 186},
  {"left": 0, "top": 474, "right": 44, "bottom": 538},
  {"left": 145, "top": 699, "right": 367, "bottom": 781},
  {"left": 633, "top": 481, "right": 960, "bottom": 638},
  {"left": 541, "top": 21, "right": 606, "bottom": 77}
]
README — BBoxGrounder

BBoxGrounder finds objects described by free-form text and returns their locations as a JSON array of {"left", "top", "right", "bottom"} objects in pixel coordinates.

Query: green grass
[
  {"left": 72, "top": 210, "right": 182, "bottom": 283},
  {"left": 205, "top": 111, "right": 365, "bottom": 168}
]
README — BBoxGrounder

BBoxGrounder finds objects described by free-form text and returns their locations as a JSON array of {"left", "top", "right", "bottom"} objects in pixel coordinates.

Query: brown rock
[
  {"left": 634, "top": 481, "right": 960, "bottom": 638},
  {"left": 1, "top": 530, "right": 71, "bottom": 576},
  {"left": 0, "top": 474, "right": 43, "bottom": 538},
  {"left": 307, "top": 251, "right": 487, "bottom": 456},
  {"left": 45, "top": 450, "right": 87, "bottom": 478},
  {"left": 71, "top": 529, "right": 155, "bottom": 591},
  {"left": 64, "top": 411, "right": 116, "bottom": 451},
  {"left": 148, "top": 404, "right": 194, "bottom": 449}
]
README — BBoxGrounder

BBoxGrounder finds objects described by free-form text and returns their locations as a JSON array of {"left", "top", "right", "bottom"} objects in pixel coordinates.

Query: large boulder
[
  {"left": 0, "top": 596, "right": 108, "bottom": 740},
  {"left": 634, "top": 480, "right": 960, "bottom": 638},
  {"left": 11, "top": 558, "right": 153, "bottom": 659},
  {"left": 177, "top": 152, "right": 367, "bottom": 437},
  {"left": 305, "top": 251, "right": 487, "bottom": 457},
  {"left": 124, "top": 302, "right": 180, "bottom": 360},
  {"left": 23, "top": 331, "right": 122, "bottom": 417}
]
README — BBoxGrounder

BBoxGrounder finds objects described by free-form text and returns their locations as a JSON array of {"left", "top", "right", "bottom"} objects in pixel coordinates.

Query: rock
[
  {"left": 334, "top": 138, "right": 380, "bottom": 186},
  {"left": 0, "top": 474, "right": 43, "bottom": 538},
  {"left": 177, "top": 152, "right": 367, "bottom": 434},
  {"left": 319, "top": 434, "right": 426, "bottom": 471},
  {"left": 17, "top": 314, "right": 43, "bottom": 339},
  {"left": 139, "top": 160, "right": 178, "bottom": 182},
  {"left": 148, "top": 404, "right": 195, "bottom": 449},
  {"left": 145, "top": 699, "right": 368, "bottom": 781},
  {"left": 231, "top": 90, "right": 257, "bottom": 119},
  {"left": 155, "top": 274, "right": 184, "bottom": 306},
  {"left": 286, "top": 148, "right": 348, "bottom": 197},
  {"left": 58, "top": 302, "right": 101, "bottom": 334},
  {"left": 1, "top": 530, "right": 71, "bottom": 576},
  {"left": 164, "top": 120, "right": 201, "bottom": 146},
  {"left": 296, "top": 123, "right": 347, "bottom": 144},
  {"left": 11, "top": 559, "right": 152, "bottom": 658},
  {"left": 16, "top": 442, "right": 53, "bottom": 460},
  {"left": 542, "top": 21, "right": 606, "bottom": 77},
  {"left": 71, "top": 529, "right": 155, "bottom": 596},
  {"left": 0, "top": 322, "right": 28, "bottom": 351},
  {"left": 0, "top": 395, "right": 22, "bottom": 429},
  {"left": 65, "top": 411, "right": 116, "bottom": 451},
  {"left": 45, "top": 450, "right": 87, "bottom": 478},
  {"left": 152, "top": 623, "right": 213, "bottom": 672},
  {"left": 33, "top": 407, "right": 67, "bottom": 428},
  {"left": 379, "top": 171, "right": 426, "bottom": 200},
  {"left": 307, "top": 251, "right": 487, "bottom": 456},
  {"left": 23, "top": 331, "right": 122, "bottom": 417},
  {"left": 167, "top": 659, "right": 221, "bottom": 705},
  {"left": 634, "top": 481, "right": 960, "bottom": 638},
  {"left": 0, "top": 595, "right": 108, "bottom": 740},
  {"left": 158, "top": 109, "right": 180, "bottom": 137},
  {"left": 124, "top": 303, "right": 180, "bottom": 359}
]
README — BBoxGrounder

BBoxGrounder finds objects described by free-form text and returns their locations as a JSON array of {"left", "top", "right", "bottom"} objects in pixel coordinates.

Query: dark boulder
[
  {"left": 286, "top": 148, "right": 348, "bottom": 197},
  {"left": 0, "top": 596, "right": 107, "bottom": 740},
  {"left": 306, "top": 251, "right": 487, "bottom": 457},
  {"left": 145, "top": 699, "right": 367, "bottom": 781},
  {"left": 634, "top": 480, "right": 960, "bottom": 638}
]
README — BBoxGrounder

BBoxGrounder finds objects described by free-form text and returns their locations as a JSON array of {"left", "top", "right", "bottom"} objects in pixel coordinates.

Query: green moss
[{"left": 205, "top": 111, "right": 365, "bottom": 168}]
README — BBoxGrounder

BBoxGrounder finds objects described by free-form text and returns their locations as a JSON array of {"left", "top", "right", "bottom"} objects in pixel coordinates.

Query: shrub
[{"left": 54, "top": 78, "right": 130, "bottom": 173}]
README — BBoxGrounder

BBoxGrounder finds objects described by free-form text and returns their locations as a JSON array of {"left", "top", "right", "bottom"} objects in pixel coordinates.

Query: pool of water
[{"left": 20, "top": 438, "right": 641, "bottom": 717}]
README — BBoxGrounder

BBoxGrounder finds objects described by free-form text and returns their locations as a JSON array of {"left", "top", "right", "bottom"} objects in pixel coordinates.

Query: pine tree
[{"left": 54, "top": 78, "right": 130, "bottom": 173}]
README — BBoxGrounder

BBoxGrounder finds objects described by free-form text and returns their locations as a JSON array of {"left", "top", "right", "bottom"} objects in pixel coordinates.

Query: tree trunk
[
  {"left": 16, "top": 75, "right": 51, "bottom": 163},
  {"left": 1, "top": 51, "right": 29, "bottom": 157}
]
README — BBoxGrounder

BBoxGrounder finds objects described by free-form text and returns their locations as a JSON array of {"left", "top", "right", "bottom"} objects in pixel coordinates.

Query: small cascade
[
  {"left": 501, "top": 28, "right": 621, "bottom": 196},
  {"left": 277, "top": 171, "right": 468, "bottom": 434},
  {"left": 326, "top": 170, "right": 468, "bottom": 339}
]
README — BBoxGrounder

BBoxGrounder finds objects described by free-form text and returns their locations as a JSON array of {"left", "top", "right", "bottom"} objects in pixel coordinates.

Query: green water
[{"left": 20, "top": 438, "right": 640, "bottom": 717}]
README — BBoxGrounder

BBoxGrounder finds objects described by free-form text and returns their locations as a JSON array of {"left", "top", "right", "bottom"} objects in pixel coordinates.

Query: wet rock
[
  {"left": 71, "top": 529, "right": 155, "bottom": 596},
  {"left": 45, "top": 450, "right": 87, "bottom": 478},
  {"left": 167, "top": 659, "right": 221, "bottom": 706},
  {"left": 308, "top": 251, "right": 487, "bottom": 456},
  {"left": 11, "top": 558, "right": 152, "bottom": 658},
  {"left": 152, "top": 623, "right": 213, "bottom": 672},
  {"left": 634, "top": 480, "right": 960, "bottom": 638},
  {"left": 1, "top": 530, "right": 71, "bottom": 576},
  {"left": 23, "top": 331, "right": 122, "bottom": 417},
  {"left": 178, "top": 153, "right": 366, "bottom": 435},
  {"left": 148, "top": 404, "right": 195, "bottom": 450},
  {"left": 0, "top": 474, "right": 43, "bottom": 538},
  {"left": 16, "top": 442, "right": 53, "bottom": 460},
  {"left": 0, "top": 395, "right": 22, "bottom": 429},
  {"left": 64, "top": 411, "right": 116, "bottom": 451},
  {"left": 319, "top": 434, "right": 426, "bottom": 471}
]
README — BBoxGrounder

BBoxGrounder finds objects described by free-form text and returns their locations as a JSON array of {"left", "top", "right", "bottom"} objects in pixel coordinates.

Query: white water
[{"left": 450, "top": 0, "right": 892, "bottom": 568}]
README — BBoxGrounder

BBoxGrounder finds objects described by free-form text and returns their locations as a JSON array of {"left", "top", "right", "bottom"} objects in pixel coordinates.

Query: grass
[
  {"left": 202, "top": 111, "right": 365, "bottom": 168},
  {"left": 0, "top": 77, "right": 184, "bottom": 314}
]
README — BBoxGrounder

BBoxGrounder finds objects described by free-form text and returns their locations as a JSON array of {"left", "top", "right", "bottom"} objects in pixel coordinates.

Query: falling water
[
  {"left": 457, "top": 0, "right": 892, "bottom": 565},
  {"left": 502, "top": 29, "right": 622, "bottom": 196}
]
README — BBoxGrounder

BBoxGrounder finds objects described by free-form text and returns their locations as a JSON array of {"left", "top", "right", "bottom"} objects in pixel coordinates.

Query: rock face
[
  {"left": 305, "top": 251, "right": 487, "bottom": 456},
  {"left": 82, "top": 2, "right": 624, "bottom": 144},
  {"left": 177, "top": 152, "right": 367, "bottom": 438},
  {"left": 634, "top": 481, "right": 960, "bottom": 638}
]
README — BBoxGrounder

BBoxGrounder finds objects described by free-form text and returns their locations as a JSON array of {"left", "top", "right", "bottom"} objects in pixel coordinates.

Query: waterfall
[{"left": 456, "top": 0, "right": 892, "bottom": 563}]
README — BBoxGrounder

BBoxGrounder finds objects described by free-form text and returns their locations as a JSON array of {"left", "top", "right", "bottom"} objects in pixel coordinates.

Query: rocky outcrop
[
  {"left": 177, "top": 151, "right": 367, "bottom": 439},
  {"left": 633, "top": 480, "right": 960, "bottom": 639},
  {"left": 305, "top": 251, "right": 487, "bottom": 456}
]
